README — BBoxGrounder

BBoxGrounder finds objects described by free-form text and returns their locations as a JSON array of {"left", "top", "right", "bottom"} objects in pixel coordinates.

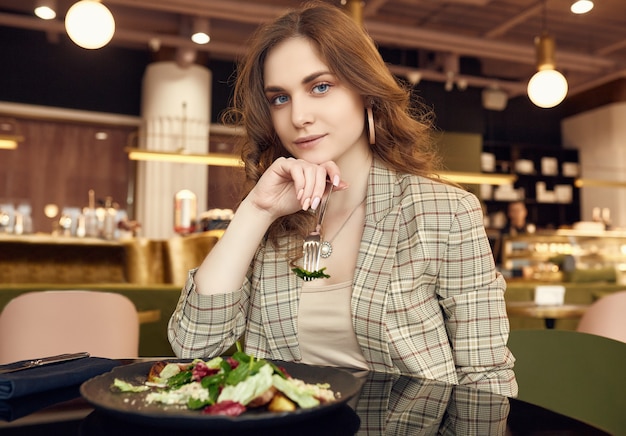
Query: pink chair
[
  {"left": 576, "top": 291, "right": 626, "bottom": 343},
  {"left": 0, "top": 290, "right": 139, "bottom": 364}
]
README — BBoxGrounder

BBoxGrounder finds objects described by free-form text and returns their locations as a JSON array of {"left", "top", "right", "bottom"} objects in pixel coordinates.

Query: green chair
[{"left": 507, "top": 329, "right": 626, "bottom": 435}]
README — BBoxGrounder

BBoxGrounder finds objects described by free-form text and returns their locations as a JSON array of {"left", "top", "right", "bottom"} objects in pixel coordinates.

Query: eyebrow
[{"left": 264, "top": 70, "right": 332, "bottom": 93}]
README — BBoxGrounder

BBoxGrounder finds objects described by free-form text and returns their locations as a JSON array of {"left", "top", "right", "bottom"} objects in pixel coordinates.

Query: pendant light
[
  {"left": 343, "top": 0, "right": 363, "bottom": 26},
  {"left": 191, "top": 18, "right": 210, "bottom": 45},
  {"left": 527, "top": 1, "right": 568, "bottom": 108},
  {"left": 65, "top": 0, "right": 115, "bottom": 49}
]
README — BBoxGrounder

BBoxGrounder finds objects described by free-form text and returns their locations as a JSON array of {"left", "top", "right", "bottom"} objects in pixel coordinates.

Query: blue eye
[
  {"left": 270, "top": 94, "right": 289, "bottom": 106},
  {"left": 313, "top": 83, "right": 331, "bottom": 94}
]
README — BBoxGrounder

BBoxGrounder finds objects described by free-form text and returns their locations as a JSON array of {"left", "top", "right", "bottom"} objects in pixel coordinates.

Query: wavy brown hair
[{"left": 222, "top": 1, "right": 442, "bottom": 246}]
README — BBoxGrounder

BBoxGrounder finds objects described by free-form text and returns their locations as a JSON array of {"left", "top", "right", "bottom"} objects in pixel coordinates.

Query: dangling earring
[{"left": 366, "top": 105, "right": 375, "bottom": 145}]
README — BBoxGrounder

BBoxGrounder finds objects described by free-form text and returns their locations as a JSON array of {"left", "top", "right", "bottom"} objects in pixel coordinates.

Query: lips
[{"left": 293, "top": 134, "right": 326, "bottom": 149}]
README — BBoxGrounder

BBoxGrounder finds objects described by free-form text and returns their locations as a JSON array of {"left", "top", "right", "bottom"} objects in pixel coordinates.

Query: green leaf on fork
[{"left": 292, "top": 267, "right": 330, "bottom": 280}]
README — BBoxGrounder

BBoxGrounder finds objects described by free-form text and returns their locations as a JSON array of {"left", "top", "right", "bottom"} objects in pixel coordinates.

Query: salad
[{"left": 112, "top": 345, "right": 338, "bottom": 417}]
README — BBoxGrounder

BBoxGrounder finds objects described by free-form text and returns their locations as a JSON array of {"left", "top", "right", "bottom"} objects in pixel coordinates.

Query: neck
[{"left": 334, "top": 149, "right": 372, "bottom": 208}]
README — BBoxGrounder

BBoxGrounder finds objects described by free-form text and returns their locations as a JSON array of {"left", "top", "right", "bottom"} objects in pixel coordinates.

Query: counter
[
  {"left": 502, "top": 229, "right": 626, "bottom": 281},
  {"left": 0, "top": 230, "right": 222, "bottom": 286}
]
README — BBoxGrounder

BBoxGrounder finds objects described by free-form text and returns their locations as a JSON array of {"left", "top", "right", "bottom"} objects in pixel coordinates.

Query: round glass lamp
[
  {"left": 65, "top": 0, "right": 115, "bottom": 49},
  {"left": 527, "top": 69, "right": 568, "bottom": 108},
  {"left": 527, "top": 33, "right": 568, "bottom": 108}
]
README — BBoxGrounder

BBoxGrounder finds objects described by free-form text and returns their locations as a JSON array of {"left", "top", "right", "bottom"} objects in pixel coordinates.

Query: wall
[
  {"left": 562, "top": 102, "right": 626, "bottom": 228},
  {"left": 0, "top": 116, "right": 135, "bottom": 233}
]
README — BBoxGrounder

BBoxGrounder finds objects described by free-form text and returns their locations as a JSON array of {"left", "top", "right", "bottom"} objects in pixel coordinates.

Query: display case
[{"left": 502, "top": 230, "right": 626, "bottom": 282}]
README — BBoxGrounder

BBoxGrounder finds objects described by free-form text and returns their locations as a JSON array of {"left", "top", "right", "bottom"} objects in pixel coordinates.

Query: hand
[{"left": 248, "top": 157, "right": 346, "bottom": 219}]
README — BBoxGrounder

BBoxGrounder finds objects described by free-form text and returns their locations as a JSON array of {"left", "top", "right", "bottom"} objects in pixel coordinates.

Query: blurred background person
[{"left": 503, "top": 200, "right": 534, "bottom": 236}]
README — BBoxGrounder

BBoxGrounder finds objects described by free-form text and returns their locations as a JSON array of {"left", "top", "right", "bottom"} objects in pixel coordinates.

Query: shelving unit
[{"left": 482, "top": 142, "right": 581, "bottom": 230}]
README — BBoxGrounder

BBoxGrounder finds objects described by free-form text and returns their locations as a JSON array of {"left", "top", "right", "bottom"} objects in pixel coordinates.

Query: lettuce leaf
[
  {"left": 217, "top": 363, "right": 274, "bottom": 406},
  {"left": 292, "top": 267, "right": 330, "bottom": 280},
  {"left": 113, "top": 378, "right": 150, "bottom": 393},
  {"left": 271, "top": 375, "right": 320, "bottom": 409}
]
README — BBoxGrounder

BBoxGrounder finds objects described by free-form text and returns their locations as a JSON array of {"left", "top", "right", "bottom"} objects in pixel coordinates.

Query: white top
[{"left": 298, "top": 280, "right": 369, "bottom": 370}]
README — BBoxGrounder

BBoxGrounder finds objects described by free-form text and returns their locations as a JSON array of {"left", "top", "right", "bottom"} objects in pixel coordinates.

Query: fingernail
[
  {"left": 311, "top": 197, "right": 321, "bottom": 210},
  {"left": 333, "top": 175, "right": 340, "bottom": 186},
  {"left": 302, "top": 198, "right": 311, "bottom": 211},
  {"left": 297, "top": 188, "right": 304, "bottom": 200}
]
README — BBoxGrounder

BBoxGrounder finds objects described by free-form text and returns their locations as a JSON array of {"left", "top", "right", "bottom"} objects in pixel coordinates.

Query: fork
[{"left": 302, "top": 184, "right": 333, "bottom": 277}]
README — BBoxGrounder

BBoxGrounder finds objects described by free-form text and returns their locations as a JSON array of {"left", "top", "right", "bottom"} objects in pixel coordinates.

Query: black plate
[{"left": 80, "top": 360, "right": 363, "bottom": 429}]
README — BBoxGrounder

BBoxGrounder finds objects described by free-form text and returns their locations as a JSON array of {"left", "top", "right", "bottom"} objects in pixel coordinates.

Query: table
[
  {"left": 0, "top": 360, "right": 609, "bottom": 435},
  {"left": 506, "top": 302, "right": 589, "bottom": 329}
]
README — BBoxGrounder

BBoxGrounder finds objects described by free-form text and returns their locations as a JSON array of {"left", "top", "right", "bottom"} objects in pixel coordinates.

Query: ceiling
[{"left": 0, "top": 0, "right": 625, "bottom": 99}]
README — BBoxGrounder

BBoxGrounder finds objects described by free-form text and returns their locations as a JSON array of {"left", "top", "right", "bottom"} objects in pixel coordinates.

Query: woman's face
[{"left": 263, "top": 37, "right": 369, "bottom": 166}]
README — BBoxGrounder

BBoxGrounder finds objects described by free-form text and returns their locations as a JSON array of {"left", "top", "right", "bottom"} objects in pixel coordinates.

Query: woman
[{"left": 168, "top": 1, "right": 517, "bottom": 397}]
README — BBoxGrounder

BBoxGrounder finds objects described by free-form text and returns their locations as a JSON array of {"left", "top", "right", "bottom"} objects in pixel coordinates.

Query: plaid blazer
[{"left": 169, "top": 159, "right": 518, "bottom": 397}]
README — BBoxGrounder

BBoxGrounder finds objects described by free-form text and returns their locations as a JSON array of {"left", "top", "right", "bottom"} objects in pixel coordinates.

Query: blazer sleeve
[
  {"left": 437, "top": 192, "right": 518, "bottom": 397},
  {"left": 168, "top": 268, "right": 249, "bottom": 359}
]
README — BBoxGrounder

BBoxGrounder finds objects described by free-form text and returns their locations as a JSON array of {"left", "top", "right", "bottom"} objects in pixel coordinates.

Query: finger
[
  {"left": 298, "top": 163, "right": 326, "bottom": 210},
  {"left": 275, "top": 157, "right": 314, "bottom": 208},
  {"left": 319, "top": 161, "right": 347, "bottom": 190},
  {"left": 309, "top": 166, "right": 331, "bottom": 210},
  {"left": 281, "top": 158, "right": 306, "bottom": 202}
]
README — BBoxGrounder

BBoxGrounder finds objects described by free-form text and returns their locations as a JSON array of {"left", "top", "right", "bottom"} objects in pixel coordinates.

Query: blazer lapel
[{"left": 351, "top": 160, "right": 400, "bottom": 372}]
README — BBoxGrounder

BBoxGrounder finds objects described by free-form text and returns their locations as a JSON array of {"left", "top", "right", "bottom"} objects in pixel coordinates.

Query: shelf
[{"left": 481, "top": 143, "right": 580, "bottom": 229}]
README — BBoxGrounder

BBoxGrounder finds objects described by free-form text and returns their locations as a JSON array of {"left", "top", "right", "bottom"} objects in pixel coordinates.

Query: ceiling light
[
  {"left": 191, "top": 18, "right": 210, "bottom": 45},
  {"left": 527, "top": 33, "right": 568, "bottom": 108},
  {"left": 64, "top": 0, "right": 115, "bottom": 49},
  {"left": 570, "top": 0, "right": 594, "bottom": 14},
  {"left": 34, "top": 0, "right": 57, "bottom": 20},
  {"left": 125, "top": 148, "right": 242, "bottom": 167}
]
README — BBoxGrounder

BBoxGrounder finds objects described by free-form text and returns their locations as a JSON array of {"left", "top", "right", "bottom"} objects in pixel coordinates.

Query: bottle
[
  {"left": 103, "top": 196, "right": 117, "bottom": 240},
  {"left": 13, "top": 212, "right": 23, "bottom": 235},
  {"left": 84, "top": 189, "right": 98, "bottom": 237},
  {"left": 601, "top": 207, "right": 611, "bottom": 230},
  {"left": 174, "top": 189, "right": 197, "bottom": 235},
  {"left": 76, "top": 214, "right": 86, "bottom": 238}
]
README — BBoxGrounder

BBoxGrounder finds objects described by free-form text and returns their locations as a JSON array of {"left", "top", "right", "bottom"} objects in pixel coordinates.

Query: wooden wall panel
[
  {"left": 207, "top": 133, "right": 244, "bottom": 211},
  {"left": 0, "top": 118, "right": 244, "bottom": 235},
  {"left": 0, "top": 118, "right": 135, "bottom": 234}
]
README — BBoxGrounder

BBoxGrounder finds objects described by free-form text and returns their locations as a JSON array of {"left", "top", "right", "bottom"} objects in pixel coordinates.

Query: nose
[{"left": 291, "top": 97, "right": 314, "bottom": 128}]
